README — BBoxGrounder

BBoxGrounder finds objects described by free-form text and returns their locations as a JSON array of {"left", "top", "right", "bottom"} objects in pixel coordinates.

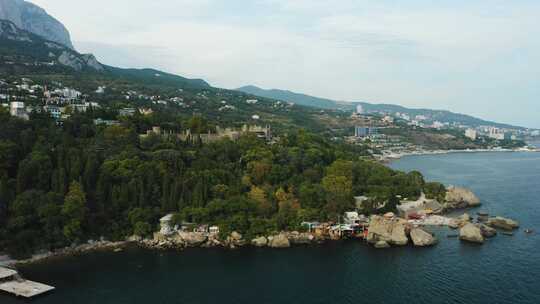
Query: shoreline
[
  {"left": 0, "top": 214, "right": 473, "bottom": 267},
  {"left": 378, "top": 147, "right": 539, "bottom": 162}
]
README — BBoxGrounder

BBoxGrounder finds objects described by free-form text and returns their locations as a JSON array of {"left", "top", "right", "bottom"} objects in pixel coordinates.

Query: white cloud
[{"left": 31, "top": 0, "right": 540, "bottom": 127}]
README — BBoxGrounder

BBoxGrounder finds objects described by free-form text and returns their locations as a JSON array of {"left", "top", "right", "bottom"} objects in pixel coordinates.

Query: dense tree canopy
[{"left": 0, "top": 108, "right": 441, "bottom": 258}]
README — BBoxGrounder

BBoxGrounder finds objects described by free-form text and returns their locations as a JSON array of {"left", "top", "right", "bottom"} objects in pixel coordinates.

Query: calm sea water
[{"left": 3, "top": 152, "right": 540, "bottom": 304}]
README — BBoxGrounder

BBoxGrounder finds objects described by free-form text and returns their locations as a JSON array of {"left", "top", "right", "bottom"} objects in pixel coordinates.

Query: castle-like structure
[{"left": 141, "top": 125, "right": 272, "bottom": 144}]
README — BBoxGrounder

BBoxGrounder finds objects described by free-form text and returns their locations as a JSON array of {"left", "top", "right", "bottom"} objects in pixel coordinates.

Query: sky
[{"left": 33, "top": 0, "right": 540, "bottom": 128}]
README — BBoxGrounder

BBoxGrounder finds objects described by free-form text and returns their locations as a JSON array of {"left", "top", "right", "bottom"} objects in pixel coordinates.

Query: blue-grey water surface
[{"left": 2, "top": 152, "right": 540, "bottom": 304}]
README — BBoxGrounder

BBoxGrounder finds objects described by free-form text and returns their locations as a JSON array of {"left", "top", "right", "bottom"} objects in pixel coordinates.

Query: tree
[{"left": 62, "top": 181, "right": 87, "bottom": 242}]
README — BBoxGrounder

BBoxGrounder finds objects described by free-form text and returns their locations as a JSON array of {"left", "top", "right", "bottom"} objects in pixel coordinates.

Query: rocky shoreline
[
  {"left": 3, "top": 214, "right": 522, "bottom": 268},
  {"left": 2, "top": 187, "right": 522, "bottom": 267}
]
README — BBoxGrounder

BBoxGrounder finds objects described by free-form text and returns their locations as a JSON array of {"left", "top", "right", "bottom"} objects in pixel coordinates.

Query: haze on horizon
[{"left": 33, "top": 0, "right": 540, "bottom": 128}]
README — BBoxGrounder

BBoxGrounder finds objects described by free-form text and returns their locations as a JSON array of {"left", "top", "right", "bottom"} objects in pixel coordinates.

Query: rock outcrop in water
[
  {"left": 251, "top": 236, "right": 268, "bottom": 247},
  {"left": 444, "top": 186, "right": 481, "bottom": 209},
  {"left": 367, "top": 215, "right": 409, "bottom": 246},
  {"left": 459, "top": 223, "right": 484, "bottom": 243},
  {"left": 487, "top": 217, "right": 520, "bottom": 231},
  {"left": 410, "top": 228, "right": 437, "bottom": 247},
  {"left": 0, "top": 0, "right": 74, "bottom": 48},
  {"left": 268, "top": 234, "right": 291, "bottom": 248}
]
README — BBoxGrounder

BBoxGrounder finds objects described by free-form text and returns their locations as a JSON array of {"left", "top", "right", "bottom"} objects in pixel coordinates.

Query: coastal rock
[
  {"left": 251, "top": 236, "right": 268, "bottom": 247},
  {"left": 479, "top": 224, "right": 497, "bottom": 238},
  {"left": 448, "top": 219, "right": 460, "bottom": 229},
  {"left": 445, "top": 186, "right": 481, "bottom": 209},
  {"left": 410, "top": 228, "right": 437, "bottom": 247},
  {"left": 269, "top": 234, "right": 291, "bottom": 248},
  {"left": 459, "top": 223, "right": 484, "bottom": 244},
  {"left": 231, "top": 231, "right": 243, "bottom": 241},
  {"left": 459, "top": 213, "right": 471, "bottom": 223},
  {"left": 374, "top": 241, "right": 390, "bottom": 249},
  {"left": 367, "top": 216, "right": 409, "bottom": 246},
  {"left": 486, "top": 217, "right": 520, "bottom": 231},
  {"left": 178, "top": 232, "right": 207, "bottom": 247},
  {"left": 286, "top": 231, "right": 314, "bottom": 245},
  {"left": 226, "top": 232, "right": 246, "bottom": 248}
]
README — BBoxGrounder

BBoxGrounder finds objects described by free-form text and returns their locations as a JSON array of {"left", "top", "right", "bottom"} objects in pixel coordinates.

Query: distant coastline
[{"left": 378, "top": 146, "right": 539, "bottom": 162}]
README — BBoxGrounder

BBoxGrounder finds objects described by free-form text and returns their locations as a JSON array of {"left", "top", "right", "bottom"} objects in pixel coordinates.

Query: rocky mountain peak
[{"left": 0, "top": 0, "right": 74, "bottom": 49}]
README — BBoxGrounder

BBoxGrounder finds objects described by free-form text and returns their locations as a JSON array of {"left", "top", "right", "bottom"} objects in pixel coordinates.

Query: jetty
[{"left": 0, "top": 267, "right": 55, "bottom": 298}]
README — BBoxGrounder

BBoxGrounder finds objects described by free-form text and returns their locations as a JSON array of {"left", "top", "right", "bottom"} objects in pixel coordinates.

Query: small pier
[{"left": 0, "top": 267, "right": 55, "bottom": 298}]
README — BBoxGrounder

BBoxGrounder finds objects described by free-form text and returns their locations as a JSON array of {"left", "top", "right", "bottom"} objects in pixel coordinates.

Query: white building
[
  {"left": 10, "top": 102, "right": 28, "bottom": 120},
  {"left": 160, "top": 214, "right": 175, "bottom": 236},
  {"left": 465, "top": 129, "right": 477, "bottom": 140},
  {"left": 356, "top": 105, "right": 364, "bottom": 114},
  {"left": 62, "top": 88, "right": 81, "bottom": 99},
  {"left": 382, "top": 116, "right": 394, "bottom": 124},
  {"left": 488, "top": 128, "right": 505, "bottom": 140},
  {"left": 431, "top": 121, "right": 444, "bottom": 129}
]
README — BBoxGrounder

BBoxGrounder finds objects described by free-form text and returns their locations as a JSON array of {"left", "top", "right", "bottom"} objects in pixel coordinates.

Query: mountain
[
  {"left": 236, "top": 85, "right": 524, "bottom": 129},
  {"left": 0, "top": 19, "right": 210, "bottom": 89},
  {"left": 237, "top": 85, "right": 350, "bottom": 110},
  {"left": 0, "top": 19, "right": 103, "bottom": 71},
  {"left": 0, "top": 0, "right": 73, "bottom": 49}
]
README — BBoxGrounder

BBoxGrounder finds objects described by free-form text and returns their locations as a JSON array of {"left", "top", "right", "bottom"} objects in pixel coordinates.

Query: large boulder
[
  {"left": 445, "top": 186, "right": 481, "bottom": 209},
  {"left": 251, "top": 236, "right": 268, "bottom": 247},
  {"left": 231, "top": 231, "right": 243, "bottom": 241},
  {"left": 286, "top": 231, "right": 315, "bottom": 245},
  {"left": 177, "top": 232, "right": 207, "bottom": 247},
  {"left": 410, "top": 228, "right": 437, "bottom": 247},
  {"left": 486, "top": 217, "right": 519, "bottom": 231},
  {"left": 459, "top": 223, "right": 484, "bottom": 244},
  {"left": 367, "top": 216, "right": 409, "bottom": 246},
  {"left": 269, "top": 234, "right": 291, "bottom": 248},
  {"left": 479, "top": 224, "right": 497, "bottom": 238}
]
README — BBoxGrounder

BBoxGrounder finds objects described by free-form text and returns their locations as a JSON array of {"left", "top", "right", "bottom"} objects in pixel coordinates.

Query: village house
[{"left": 9, "top": 101, "right": 29, "bottom": 120}]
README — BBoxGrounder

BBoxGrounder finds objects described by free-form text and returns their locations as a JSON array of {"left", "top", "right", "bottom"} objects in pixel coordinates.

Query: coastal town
[{"left": 2, "top": 77, "right": 539, "bottom": 157}]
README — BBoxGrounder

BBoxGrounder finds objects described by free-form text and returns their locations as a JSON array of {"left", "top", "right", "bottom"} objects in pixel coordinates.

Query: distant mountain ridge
[
  {"left": 0, "top": 0, "right": 73, "bottom": 49},
  {"left": 0, "top": 19, "right": 210, "bottom": 89},
  {"left": 237, "top": 85, "right": 524, "bottom": 129}
]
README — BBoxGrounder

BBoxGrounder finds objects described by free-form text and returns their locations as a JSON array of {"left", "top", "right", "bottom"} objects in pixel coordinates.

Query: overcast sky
[{"left": 33, "top": 0, "right": 540, "bottom": 128}]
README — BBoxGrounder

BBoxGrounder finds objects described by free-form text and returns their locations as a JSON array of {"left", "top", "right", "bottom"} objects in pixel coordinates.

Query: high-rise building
[
  {"left": 355, "top": 126, "right": 378, "bottom": 138},
  {"left": 356, "top": 105, "right": 364, "bottom": 114}
]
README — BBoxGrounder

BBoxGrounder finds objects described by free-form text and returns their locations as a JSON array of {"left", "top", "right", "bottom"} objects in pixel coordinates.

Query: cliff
[{"left": 0, "top": 0, "right": 73, "bottom": 49}]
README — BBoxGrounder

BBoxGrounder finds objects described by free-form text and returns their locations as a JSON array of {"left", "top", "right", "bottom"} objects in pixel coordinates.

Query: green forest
[{"left": 0, "top": 107, "right": 444, "bottom": 258}]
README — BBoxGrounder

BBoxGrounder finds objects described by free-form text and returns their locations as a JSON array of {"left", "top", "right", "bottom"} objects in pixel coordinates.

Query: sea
[{"left": 2, "top": 151, "right": 540, "bottom": 304}]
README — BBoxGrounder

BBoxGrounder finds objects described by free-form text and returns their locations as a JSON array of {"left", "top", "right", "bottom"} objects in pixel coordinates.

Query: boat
[
  {"left": 524, "top": 229, "right": 534, "bottom": 234},
  {"left": 502, "top": 232, "right": 514, "bottom": 236}
]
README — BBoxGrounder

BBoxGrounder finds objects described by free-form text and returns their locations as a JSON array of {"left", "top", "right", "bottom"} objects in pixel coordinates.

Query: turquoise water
[{"left": 2, "top": 152, "right": 540, "bottom": 304}]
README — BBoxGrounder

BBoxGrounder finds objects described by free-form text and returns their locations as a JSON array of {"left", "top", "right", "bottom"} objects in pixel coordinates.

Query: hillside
[
  {"left": 237, "top": 85, "right": 524, "bottom": 129},
  {"left": 0, "top": 19, "right": 210, "bottom": 89}
]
